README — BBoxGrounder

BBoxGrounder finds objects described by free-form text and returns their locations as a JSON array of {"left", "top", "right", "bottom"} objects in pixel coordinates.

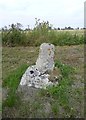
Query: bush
[
  {"left": 2, "top": 28, "right": 28, "bottom": 46},
  {"left": 2, "top": 19, "right": 84, "bottom": 46}
]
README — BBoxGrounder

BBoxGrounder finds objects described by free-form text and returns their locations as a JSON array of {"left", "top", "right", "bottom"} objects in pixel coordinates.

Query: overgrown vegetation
[
  {"left": 39, "top": 60, "right": 74, "bottom": 117},
  {"left": 2, "top": 19, "right": 84, "bottom": 46},
  {"left": 2, "top": 45, "right": 84, "bottom": 117},
  {"left": 3, "top": 64, "right": 28, "bottom": 107},
  {"left": 3, "top": 60, "right": 74, "bottom": 110}
]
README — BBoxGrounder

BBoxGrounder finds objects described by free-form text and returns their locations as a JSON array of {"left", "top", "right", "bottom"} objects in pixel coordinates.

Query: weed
[
  {"left": 40, "top": 60, "right": 74, "bottom": 115},
  {"left": 3, "top": 64, "right": 28, "bottom": 107},
  {"left": 51, "top": 101, "right": 59, "bottom": 116},
  {"left": 55, "top": 60, "right": 74, "bottom": 78},
  {"left": 2, "top": 19, "right": 84, "bottom": 46}
]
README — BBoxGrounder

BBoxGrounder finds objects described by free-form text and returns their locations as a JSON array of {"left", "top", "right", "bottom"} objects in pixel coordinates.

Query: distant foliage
[
  {"left": 2, "top": 23, "right": 27, "bottom": 46},
  {"left": 2, "top": 19, "right": 84, "bottom": 46}
]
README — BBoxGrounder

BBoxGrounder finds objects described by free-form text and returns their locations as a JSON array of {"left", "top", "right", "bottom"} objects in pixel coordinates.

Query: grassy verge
[
  {"left": 3, "top": 64, "right": 28, "bottom": 107},
  {"left": 40, "top": 60, "right": 75, "bottom": 117}
]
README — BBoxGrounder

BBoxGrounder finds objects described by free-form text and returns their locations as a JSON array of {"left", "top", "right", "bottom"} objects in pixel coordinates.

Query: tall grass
[
  {"left": 2, "top": 19, "right": 84, "bottom": 46},
  {"left": 3, "top": 64, "right": 28, "bottom": 107},
  {"left": 40, "top": 60, "right": 75, "bottom": 116}
]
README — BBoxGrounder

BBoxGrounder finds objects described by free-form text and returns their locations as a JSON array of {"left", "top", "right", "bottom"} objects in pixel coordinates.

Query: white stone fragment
[{"left": 20, "top": 65, "right": 40, "bottom": 86}]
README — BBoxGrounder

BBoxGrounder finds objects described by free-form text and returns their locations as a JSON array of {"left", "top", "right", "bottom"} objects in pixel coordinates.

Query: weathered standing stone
[
  {"left": 19, "top": 43, "right": 57, "bottom": 89},
  {"left": 36, "top": 43, "right": 55, "bottom": 73}
]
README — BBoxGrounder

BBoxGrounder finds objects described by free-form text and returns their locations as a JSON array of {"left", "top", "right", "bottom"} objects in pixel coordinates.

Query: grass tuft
[
  {"left": 40, "top": 60, "right": 74, "bottom": 115},
  {"left": 55, "top": 60, "right": 74, "bottom": 78},
  {"left": 3, "top": 64, "right": 28, "bottom": 107}
]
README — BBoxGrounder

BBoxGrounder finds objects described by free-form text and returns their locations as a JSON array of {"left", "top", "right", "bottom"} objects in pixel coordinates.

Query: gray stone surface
[
  {"left": 36, "top": 43, "right": 55, "bottom": 73},
  {"left": 19, "top": 43, "right": 58, "bottom": 89}
]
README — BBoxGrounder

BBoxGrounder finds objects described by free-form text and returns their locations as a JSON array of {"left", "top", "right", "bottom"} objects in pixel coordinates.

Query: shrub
[{"left": 2, "top": 19, "right": 84, "bottom": 46}]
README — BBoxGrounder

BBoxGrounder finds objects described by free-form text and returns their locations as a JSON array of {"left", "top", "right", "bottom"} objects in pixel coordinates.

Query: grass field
[{"left": 2, "top": 45, "right": 84, "bottom": 118}]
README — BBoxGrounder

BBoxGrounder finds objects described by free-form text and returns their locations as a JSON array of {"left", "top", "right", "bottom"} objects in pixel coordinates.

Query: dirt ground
[{"left": 2, "top": 45, "right": 84, "bottom": 118}]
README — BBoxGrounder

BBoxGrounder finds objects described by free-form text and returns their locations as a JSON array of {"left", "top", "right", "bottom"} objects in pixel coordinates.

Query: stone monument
[
  {"left": 20, "top": 43, "right": 59, "bottom": 89},
  {"left": 36, "top": 43, "right": 55, "bottom": 73}
]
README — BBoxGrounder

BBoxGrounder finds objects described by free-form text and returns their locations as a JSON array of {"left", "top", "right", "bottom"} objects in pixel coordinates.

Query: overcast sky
[{"left": 0, "top": 0, "right": 85, "bottom": 29}]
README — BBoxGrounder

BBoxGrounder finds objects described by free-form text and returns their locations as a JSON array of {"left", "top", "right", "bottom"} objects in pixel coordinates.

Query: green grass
[
  {"left": 50, "top": 101, "right": 59, "bottom": 117},
  {"left": 2, "top": 45, "right": 84, "bottom": 117},
  {"left": 2, "top": 20, "right": 84, "bottom": 46},
  {"left": 3, "top": 60, "right": 74, "bottom": 109},
  {"left": 3, "top": 64, "right": 28, "bottom": 107},
  {"left": 55, "top": 60, "right": 74, "bottom": 78},
  {"left": 2, "top": 30, "right": 84, "bottom": 46},
  {"left": 40, "top": 60, "right": 75, "bottom": 117}
]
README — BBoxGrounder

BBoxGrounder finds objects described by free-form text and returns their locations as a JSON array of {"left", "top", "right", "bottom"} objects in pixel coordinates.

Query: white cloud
[{"left": 0, "top": 0, "right": 85, "bottom": 28}]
